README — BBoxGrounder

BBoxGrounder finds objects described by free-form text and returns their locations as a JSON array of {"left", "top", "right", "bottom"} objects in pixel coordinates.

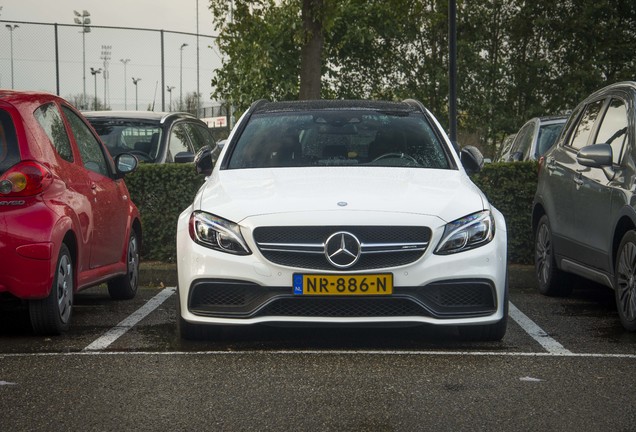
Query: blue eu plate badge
[{"left": 293, "top": 274, "right": 303, "bottom": 295}]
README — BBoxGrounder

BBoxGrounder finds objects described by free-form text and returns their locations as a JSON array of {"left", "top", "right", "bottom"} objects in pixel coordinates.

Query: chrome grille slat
[{"left": 253, "top": 226, "right": 431, "bottom": 270}]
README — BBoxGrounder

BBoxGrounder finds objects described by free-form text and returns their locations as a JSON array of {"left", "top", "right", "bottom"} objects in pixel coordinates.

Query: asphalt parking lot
[{"left": 1, "top": 264, "right": 635, "bottom": 431}]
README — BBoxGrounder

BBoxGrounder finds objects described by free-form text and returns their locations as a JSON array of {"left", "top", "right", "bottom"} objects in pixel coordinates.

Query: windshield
[
  {"left": 88, "top": 119, "right": 162, "bottom": 163},
  {"left": 226, "top": 110, "right": 451, "bottom": 169},
  {"left": 536, "top": 122, "right": 565, "bottom": 157}
]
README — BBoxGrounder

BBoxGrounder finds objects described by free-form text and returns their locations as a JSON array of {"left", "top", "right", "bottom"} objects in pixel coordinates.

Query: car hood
[{"left": 196, "top": 167, "right": 487, "bottom": 224}]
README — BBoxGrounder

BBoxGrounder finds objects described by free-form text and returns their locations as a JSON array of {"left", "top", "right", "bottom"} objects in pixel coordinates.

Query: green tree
[{"left": 207, "top": 0, "right": 636, "bottom": 156}]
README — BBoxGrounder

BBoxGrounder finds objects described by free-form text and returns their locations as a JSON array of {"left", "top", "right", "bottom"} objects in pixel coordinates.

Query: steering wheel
[{"left": 372, "top": 152, "right": 419, "bottom": 165}]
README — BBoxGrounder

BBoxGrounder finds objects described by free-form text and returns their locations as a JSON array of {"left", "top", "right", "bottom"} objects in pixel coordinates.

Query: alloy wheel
[{"left": 616, "top": 240, "right": 636, "bottom": 322}]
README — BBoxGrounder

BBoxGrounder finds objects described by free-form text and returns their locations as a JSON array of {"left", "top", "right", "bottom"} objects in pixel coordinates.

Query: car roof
[
  {"left": 252, "top": 99, "right": 418, "bottom": 114},
  {"left": 82, "top": 110, "right": 197, "bottom": 124}
]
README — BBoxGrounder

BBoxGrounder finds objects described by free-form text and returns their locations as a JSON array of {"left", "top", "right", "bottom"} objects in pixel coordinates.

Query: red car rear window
[{"left": 0, "top": 110, "right": 20, "bottom": 174}]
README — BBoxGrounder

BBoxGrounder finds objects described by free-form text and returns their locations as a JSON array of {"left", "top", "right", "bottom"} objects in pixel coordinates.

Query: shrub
[
  {"left": 125, "top": 164, "right": 205, "bottom": 262},
  {"left": 472, "top": 161, "right": 538, "bottom": 264}
]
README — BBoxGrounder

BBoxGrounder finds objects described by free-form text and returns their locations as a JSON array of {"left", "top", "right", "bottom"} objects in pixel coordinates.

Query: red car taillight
[{"left": 0, "top": 161, "right": 53, "bottom": 197}]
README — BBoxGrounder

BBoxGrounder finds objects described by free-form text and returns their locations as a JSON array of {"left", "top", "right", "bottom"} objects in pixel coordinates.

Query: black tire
[
  {"left": 108, "top": 230, "right": 139, "bottom": 300},
  {"left": 534, "top": 215, "right": 573, "bottom": 296},
  {"left": 176, "top": 291, "right": 221, "bottom": 340},
  {"left": 614, "top": 230, "right": 636, "bottom": 331},
  {"left": 29, "top": 244, "right": 74, "bottom": 335}
]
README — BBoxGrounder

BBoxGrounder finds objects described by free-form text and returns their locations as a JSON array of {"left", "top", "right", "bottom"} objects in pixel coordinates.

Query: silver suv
[
  {"left": 498, "top": 116, "right": 566, "bottom": 162},
  {"left": 532, "top": 81, "right": 636, "bottom": 331}
]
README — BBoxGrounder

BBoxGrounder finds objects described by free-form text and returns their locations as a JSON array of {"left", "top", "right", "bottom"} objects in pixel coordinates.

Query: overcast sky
[
  {"left": 0, "top": 0, "right": 226, "bottom": 112},
  {"left": 1, "top": 0, "right": 216, "bottom": 34}
]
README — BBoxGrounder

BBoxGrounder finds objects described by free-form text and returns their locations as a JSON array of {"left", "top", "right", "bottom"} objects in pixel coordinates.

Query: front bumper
[{"left": 177, "top": 209, "right": 508, "bottom": 327}]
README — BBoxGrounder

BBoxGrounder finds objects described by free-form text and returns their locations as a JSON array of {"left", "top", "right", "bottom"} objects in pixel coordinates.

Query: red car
[{"left": 0, "top": 90, "right": 141, "bottom": 335}]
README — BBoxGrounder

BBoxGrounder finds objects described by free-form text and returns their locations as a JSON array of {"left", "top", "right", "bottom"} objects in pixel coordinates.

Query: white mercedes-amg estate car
[{"left": 176, "top": 99, "right": 508, "bottom": 340}]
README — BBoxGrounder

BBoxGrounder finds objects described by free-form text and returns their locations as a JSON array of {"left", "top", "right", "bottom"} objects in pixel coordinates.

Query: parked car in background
[
  {"left": 83, "top": 111, "right": 216, "bottom": 164},
  {"left": 499, "top": 116, "right": 567, "bottom": 162},
  {"left": 176, "top": 99, "right": 508, "bottom": 341},
  {"left": 0, "top": 91, "right": 141, "bottom": 335},
  {"left": 533, "top": 81, "right": 636, "bottom": 331},
  {"left": 496, "top": 133, "right": 516, "bottom": 162}
]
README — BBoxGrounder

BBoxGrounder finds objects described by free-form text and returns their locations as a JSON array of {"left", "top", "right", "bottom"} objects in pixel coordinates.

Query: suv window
[
  {"left": 536, "top": 122, "right": 564, "bottom": 158},
  {"left": 511, "top": 123, "right": 535, "bottom": 160},
  {"left": 569, "top": 99, "right": 604, "bottom": 150},
  {"left": 0, "top": 110, "right": 20, "bottom": 173},
  {"left": 62, "top": 106, "right": 110, "bottom": 176},
  {"left": 184, "top": 122, "right": 215, "bottom": 152},
  {"left": 167, "top": 123, "right": 191, "bottom": 162},
  {"left": 595, "top": 98, "right": 628, "bottom": 165},
  {"left": 33, "top": 103, "right": 74, "bottom": 162}
]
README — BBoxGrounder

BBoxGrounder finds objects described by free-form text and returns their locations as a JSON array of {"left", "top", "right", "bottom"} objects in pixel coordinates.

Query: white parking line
[
  {"left": 83, "top": 287, "right": 176, "bottom": 351},
  {"left": 509, "top": 302, "right": 572, "bottom": 355}
]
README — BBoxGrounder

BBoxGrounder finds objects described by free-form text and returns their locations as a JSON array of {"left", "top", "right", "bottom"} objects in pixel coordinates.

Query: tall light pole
[
  {"left": 73, "top": 10, "right": 91, "bottom": 109},
  {"left": 100, "top": 45, "right": 111, "bottom": 108},
  {"left": 196, "top": 0, "right": 200, "bottom": 117},
  {"left": 132, "top": 77, "right": 142, "bottom": 110},
  {"left": 179, "top": 43, "right": 188, "bottom": 111},
  {"left": 120, "top": 58, "right": 130, "bottom": 110},
  {"left": 90, "top": 67, "right": 102, "bottom": 110},
  {"left": 5, "top": 24, "right": 19, "bottom": 89},
  {"left": 167, "top": 85, "right": 175, "bottom": 111}
]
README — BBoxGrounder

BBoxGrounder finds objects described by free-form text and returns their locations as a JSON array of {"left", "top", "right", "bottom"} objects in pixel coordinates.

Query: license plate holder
[{"left": 293, "top": 273, "right": 393, "bottom": 296}]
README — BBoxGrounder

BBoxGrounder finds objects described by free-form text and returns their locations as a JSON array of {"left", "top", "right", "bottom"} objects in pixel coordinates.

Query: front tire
[
  {"left": 29, "top": 244, "right": 74, "bottom": 335},
  {"left": 535, "top": 215, "right": 573, "bottom": 296},
  {"left": 108, "top": 230, "right": 139, "bottom": 300},
  {"left": 614, "top": 231, "right": 636, "bottom": 331}
]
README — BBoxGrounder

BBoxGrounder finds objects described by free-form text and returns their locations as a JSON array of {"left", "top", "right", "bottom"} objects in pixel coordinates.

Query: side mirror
[
  {"left": 194, "top": 144, "right": 221, "bottom": 176},
  {"left": 577, "top": 143, "right": 615, "bottom": 181},
  {"left": 577, "top": 144, "right": 612, "bottom": 168},
  {"left": 114, "top": 153, "right": 138, "bottom": 177},
  {"left": 460, "top": 146, "right": 484, "bottom": 174},
  {"left": 174, "top": 151, "right": 195, "bottom": 163}
]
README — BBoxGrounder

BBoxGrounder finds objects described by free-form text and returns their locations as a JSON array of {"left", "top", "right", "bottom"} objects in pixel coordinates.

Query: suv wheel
[
  {"left": 614, "top": 230, "right": 636, "bottom": 331},
  {"left": 535, "top": 215, "right": 573, "bottom": 296},
  {"left": 29, "top": 244, "right": 73, "bottom": 335}
]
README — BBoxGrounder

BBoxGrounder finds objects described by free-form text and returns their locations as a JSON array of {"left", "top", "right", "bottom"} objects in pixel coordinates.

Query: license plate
[{"left": 293, "top": 273, "right": 393, "bottom": 296}]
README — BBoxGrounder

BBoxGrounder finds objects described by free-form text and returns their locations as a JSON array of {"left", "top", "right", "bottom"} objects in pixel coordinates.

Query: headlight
[
  {"left": 188, "top": 211, "right": 251, "bottom": 255},
  {"left": 435, "top": 210, "right": 495, "bottom": 255}
]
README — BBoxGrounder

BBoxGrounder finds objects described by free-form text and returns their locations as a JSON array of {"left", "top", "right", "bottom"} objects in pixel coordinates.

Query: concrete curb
[{"left": 139, "top": 261, "right": 178, "bottom": 287}]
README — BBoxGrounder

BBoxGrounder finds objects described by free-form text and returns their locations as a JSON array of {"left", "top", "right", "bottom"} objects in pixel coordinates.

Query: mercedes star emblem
[{"left": 324, "top": 231, "right": 361, "bottom": 269}]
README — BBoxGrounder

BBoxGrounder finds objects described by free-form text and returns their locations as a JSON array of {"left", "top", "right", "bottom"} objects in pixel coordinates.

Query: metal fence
[{"left": 0, "top": 19, "right": 227, "bottom": 117}]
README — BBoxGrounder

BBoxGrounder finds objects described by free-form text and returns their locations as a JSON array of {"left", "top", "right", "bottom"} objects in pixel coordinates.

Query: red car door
[{"left": 61, "top": 105, "right": 129, "bottom": 269}]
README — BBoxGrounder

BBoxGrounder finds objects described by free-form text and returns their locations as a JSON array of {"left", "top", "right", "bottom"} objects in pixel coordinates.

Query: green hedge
[
  {"left": 125, "top": 162, "right": 538, "bottom": 264},
  {"left": 472, "top": 161, "right": 538, "bottom": 264},
  {"left": 125, "top": 164, "right": 205, "bottom": 262}
]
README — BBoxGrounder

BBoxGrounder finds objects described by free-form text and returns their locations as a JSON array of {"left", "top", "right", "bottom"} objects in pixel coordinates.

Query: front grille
[
  {"left": 253, "top": 226, "right": 431, "bottom": 271},
  {"left": 188, "top": 279, "right": 496, "bottom": 319}
]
